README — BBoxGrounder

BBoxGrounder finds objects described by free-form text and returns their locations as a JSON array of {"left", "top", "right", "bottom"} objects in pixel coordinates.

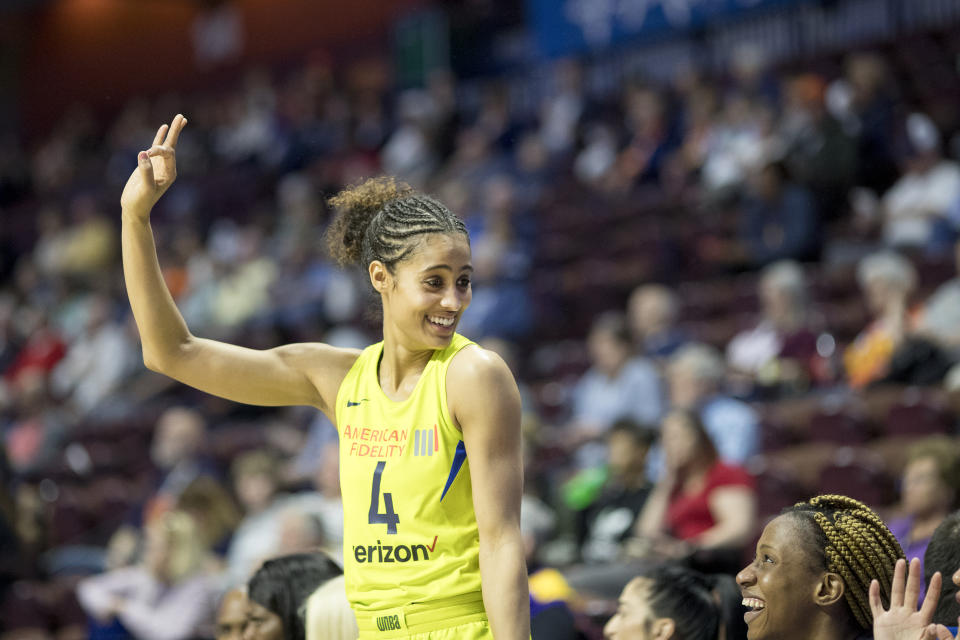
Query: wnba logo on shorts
[
  {"left": 413, "top": 425, "right": 439, "bottom": 456},
  {"left": 376, "top": 614, "right": 402, "bottom": 631}
]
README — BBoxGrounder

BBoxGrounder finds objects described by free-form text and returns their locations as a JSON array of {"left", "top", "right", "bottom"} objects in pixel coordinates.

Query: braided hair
[
  {"left": 783, "top": 494, "right": 904, "bottom": 630},
  {"left": 326, "top": 176, "right": 468, "bottom": 272}
]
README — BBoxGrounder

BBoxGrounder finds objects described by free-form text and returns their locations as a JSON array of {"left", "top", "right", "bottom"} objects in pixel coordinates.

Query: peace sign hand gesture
[
  {"left": 120, "top": 114, "right": 188, "bottom": 219},
  {"left": 871, "top": 558, "right": 955, "bottom": 640}
]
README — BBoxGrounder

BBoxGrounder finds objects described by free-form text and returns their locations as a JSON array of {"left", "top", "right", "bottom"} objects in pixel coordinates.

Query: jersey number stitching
[{"left": 368, "top": 461, "right": 399, "bottom": 534}]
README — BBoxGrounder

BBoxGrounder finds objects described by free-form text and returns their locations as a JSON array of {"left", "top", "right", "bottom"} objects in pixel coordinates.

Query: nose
[
  {"left": 440, "top": 286, "right": 463, "bottom": 311},
  {"left": 954, "top": 567, "right": 960, "bottom": 588},
  {"left": 737, "top": 563, "right": 756, "bottom": 588}
]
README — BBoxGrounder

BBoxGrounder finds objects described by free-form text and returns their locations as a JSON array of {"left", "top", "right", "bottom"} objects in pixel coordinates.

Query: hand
[
  {"left": 870, "top": 558, "right": 953, "bottom": 640},
  {"left": 120, "top": 114, "right": 188, "bottom": 218}
]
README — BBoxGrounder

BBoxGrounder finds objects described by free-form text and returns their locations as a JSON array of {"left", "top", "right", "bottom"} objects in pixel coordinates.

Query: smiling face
[
  {"left": 604, "top": 578, "right": 659, "bottom": 640},
  {"left": 373, "top": 232, "right": 472, "bottom": 351},
  {"left": 736, "top": 515, "right": 827, "bottom": 640}
]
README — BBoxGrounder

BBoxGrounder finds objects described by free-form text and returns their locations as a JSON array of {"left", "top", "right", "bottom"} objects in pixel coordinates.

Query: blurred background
[{"left": 2, "top": 0, "right": 960, "bottom": 638}]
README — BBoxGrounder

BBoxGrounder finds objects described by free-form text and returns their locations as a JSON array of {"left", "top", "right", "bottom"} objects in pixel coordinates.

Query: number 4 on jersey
[{"left": 368, "top": 461, "right": 399, "bottom": 534}]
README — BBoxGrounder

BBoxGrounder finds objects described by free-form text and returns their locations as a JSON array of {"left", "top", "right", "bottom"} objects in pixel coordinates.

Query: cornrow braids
[
  {"left": 784, "top": 495, "right": 905, "bottom": 630},
  {"left": 326, "top": 176, "right": 468, "bottom": 272}
]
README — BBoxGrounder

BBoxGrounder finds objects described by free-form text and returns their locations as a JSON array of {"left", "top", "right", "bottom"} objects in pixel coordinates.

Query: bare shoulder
[
  {"left": 447, "top": 345, "right": 520, "bottom": 418},
  {"left": 448, "top": 344, "right": 516, "bottom": 388}
]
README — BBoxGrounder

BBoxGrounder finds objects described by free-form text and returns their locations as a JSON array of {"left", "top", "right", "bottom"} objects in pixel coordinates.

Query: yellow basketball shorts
[{"left": 355, "top": 592, "right": 492, "bottom": 640}]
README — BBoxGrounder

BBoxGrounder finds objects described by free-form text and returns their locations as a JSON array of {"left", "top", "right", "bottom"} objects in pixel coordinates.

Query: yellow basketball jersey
[{"left": 335, "top": 334, "right": 482, "bottom": 615}]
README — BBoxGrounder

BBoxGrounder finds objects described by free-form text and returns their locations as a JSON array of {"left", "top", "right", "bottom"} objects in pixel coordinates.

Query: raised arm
[
  {"left": 448, "top": 346, "right": 530, "bottom": 640},
  {"left": 120, "top": 115, "right": 357, "bottom": 418}
]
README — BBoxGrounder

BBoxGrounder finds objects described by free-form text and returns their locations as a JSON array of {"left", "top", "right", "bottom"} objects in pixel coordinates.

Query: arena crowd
[{"left": 1, "top": 11, "right": 960, "bottom": 640}]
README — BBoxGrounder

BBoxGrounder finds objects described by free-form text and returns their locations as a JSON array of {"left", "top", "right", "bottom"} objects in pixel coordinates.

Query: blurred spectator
[
  {"left": 578, "top": 420, "right": 656, "bottom": 563},
  {"left": 304, "top": 575, "right": 359, "bottom": 640},
  {"left": 2, "top": 367, "right": 68, "bottom": 473},
  {"left": 923, "top": 511, "right": 960, "bottom": 626},
  {"left": 627, "top": 284, "right": 688, "bottom": 360},
  {"left": 738, "top": 162, "right": 821, "bottom": 267},
  {"left": 918, "top": 239, "right": 960, "bottom": 353},
  {"left": 699, "top": 93, "right": 776, "bottom": 198},
  {"left": 246, "top": 552, "right": 343, "bottom": 640},
  {"left": 609, "top": 84, "right": 677, "bottom": 189},
  {"left": 565, "top": 313, "right": 664, "bottom": 461},
  {"left": 882, "top": 113, "right": 960, "bottom": 250},
  {"left": 635, "top": 410, "right": 756, "bottom": 568},
  {"left": 539, "top": 59, "right": 586, "bottom": 157},
  {"left": 76, "top": 510, "right": 220, "bottom": 640},
  {"left": 888, "top": 437, "right": 960, "bottom": 575},
  {"left": 274, "top": 505, "right": 329, "bottom": 559},
  {"left": 843, "top": 251, "right": 918, "bottom": 388},
  {"left": 145, "top": 406, "right": 217, "bottom": 524},
  {"left": 50, "top": 293, "right": 135, "bottom": 415},
  {"left": 843, "top": 52, "right": 899, "bottom": 193},
  {"left": 726, "top": 260, "right": 822, "bottom": 394},
  {"left": 176, "top": 476, "right": 241, "bottom": 555},
  {"left": 780, "top": 73, "right": 857, "bottom": 219},
  {"left": 456, "top": 176, "right": 533, "bottom": 341},
  {"left": 226, "top": 450, "right": 287, "bottom": 586},
  {"left": 2, "top": 306, "right": 66, "bottom": 392},
  {"left": 215, "top": 587, "right": 248, "bottom": 640},
  {"left": 667, "top": 343, "right": 759, "bottom": 465},
  {"left": 35, "top": 196, "right": 117, "bottom": 282},
  {"left": 283, "top": 442, "right": 344, "bottom": 550}
]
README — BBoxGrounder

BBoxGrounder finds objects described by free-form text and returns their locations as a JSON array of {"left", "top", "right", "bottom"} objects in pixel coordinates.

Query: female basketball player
[
  {"left": 121, "top": 115, "right": 529, "bottom": 639},
  {"left": 737, "top": 494, "right": 904, "bottom": 640}
]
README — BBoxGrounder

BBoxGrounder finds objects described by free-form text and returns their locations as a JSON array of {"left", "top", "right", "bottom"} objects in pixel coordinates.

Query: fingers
[
  {"left": 906, "top": 558, "right": 924, "bottom": 609},
  {"left": 145, "top": 144, "right": 174, "bottom": 158},
  {"left": 152, "top": 124, "right": 168, "bottom": 147},
  {"left": 137, "top": 151, "right": 156, "bottom": 188},
  {"left": 933, "top": 624, "right": 954, "bottom": 640},
  {"left": 891, "top": 558, "right": 907, "bottom": 608},
  {"left": 869, "top": 579, "right": 883, "bottom": 618},
  {"left": 163, "top": 113, "right": 187, "bottom": 148},
  {"left": 920, "top": 572, "right": 943, "bottom": 624}
]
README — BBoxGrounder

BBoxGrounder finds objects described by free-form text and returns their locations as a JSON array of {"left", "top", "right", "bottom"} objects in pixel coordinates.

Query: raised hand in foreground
[
  {"left": 871, "top": 558, "right": 956, "bottom": 640},
  {"left": 120, "top": 114, "right": 187, "bottom": 217}
]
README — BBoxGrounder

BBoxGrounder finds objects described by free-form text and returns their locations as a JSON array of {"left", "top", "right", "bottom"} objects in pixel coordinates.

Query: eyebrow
[{"left": 421, "top": 264, "right": 473, "bottom": 273}]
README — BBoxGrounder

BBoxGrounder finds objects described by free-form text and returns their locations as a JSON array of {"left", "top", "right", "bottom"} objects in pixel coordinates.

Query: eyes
[
  {"left": 424, "top": 276, "right": 471, "bottom": 290},
  {"left": 754, "top": 552, "right": 776, "bottom": 567}
]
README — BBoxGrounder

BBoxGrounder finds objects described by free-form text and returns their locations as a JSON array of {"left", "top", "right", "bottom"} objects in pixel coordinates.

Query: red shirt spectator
[{"left": 667, "top": 461, "right": 755, "bottom": 540}]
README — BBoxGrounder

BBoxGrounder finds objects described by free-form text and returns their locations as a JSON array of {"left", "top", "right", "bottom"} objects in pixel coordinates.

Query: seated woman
[
  {"left": 77, "top": 510, "right": 220, "bottom": 640},
  {"left": 844, "top": 251, "right": 918, "bottom": 389},
  {"left": 604, "top": 563, "right": 744, "bottom": 640},
  {"left": 635, "top": 409, "right": 757, "bottom": 572},
  {"left": 726, "top": 260, "right": 823, "bottom": 396},
  {"left": 887, "top": 437, "right": 960, "bottom": 579},
  {"left": 246, "top": 552, "right": 343, "bottom": 640},
  {"left": 738, "top": 494, "right": 904, "bottom": 640}
]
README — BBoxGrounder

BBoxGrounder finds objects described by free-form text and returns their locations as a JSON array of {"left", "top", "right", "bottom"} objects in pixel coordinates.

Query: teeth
[
  {"left": 429, "top": 316, "right": 454, "bottom": 327},
  {"left": 742, "top": 598, "right": 766, "bottom": 610}
]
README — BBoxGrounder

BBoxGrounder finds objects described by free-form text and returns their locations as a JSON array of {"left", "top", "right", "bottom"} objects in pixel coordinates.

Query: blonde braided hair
[{"left": 785, "top": 494, "right": 904, "bottom": 630}]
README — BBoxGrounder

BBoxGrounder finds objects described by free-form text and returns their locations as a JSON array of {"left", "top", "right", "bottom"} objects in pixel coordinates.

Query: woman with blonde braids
[{"left": 736, "top": 494, "right": 904, "bottom": 640}]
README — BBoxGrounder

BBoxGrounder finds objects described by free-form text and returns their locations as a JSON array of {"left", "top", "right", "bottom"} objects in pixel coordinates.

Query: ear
[
  {"left": 652, "top": 618, "right": 676, "bottom": 640},
  {"left": 369, "top": 260, "right": 390, "bottom": 294},
  {"left": 814, "top": 572, "right": 846, "bottom": 607}
]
